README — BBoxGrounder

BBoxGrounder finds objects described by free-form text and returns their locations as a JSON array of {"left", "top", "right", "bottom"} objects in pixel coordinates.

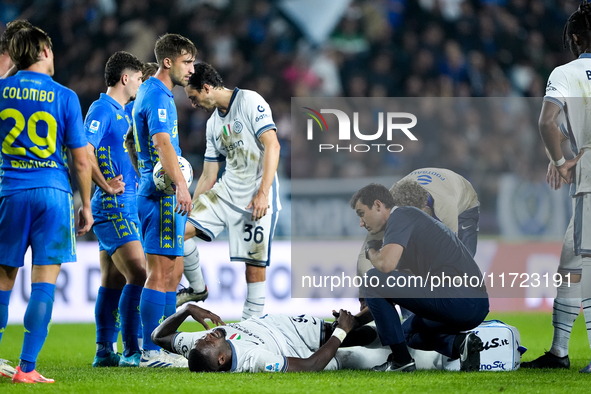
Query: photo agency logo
[{"left": 302, "top": 107, "right": 418, "bottom": 152}]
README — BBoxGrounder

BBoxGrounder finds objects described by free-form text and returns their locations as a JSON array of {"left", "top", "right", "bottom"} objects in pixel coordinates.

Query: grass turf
[{"left": 0, "top": 312, "right": 589, "bottom": 393}]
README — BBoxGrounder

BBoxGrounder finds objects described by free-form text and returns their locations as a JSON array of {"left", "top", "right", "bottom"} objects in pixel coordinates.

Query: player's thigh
[
  {"left": 574, "top": 193, "right": 591, "bottom": 257},
  {"left": 187, "top": 190, "right": 226, "bottom": 242},
  {"left": 228, "top": 209, "right": 279, "bottom": 266},
  {"left": 29, "top": 188, "right": 76, "bottom": 265},
  {"left": 110, "top": 241, "right": 146, "bottom": 286},
  {"left": 137, "top": 195, "right": 187, "bottom": 256},
  {"left": 0, "top": 192, "right": 32, "bottom": 268}
]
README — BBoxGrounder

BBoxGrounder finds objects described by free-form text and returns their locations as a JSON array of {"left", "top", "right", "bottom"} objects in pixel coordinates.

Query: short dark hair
[
  {"left": 104, "top": 51, "right": 143, "bottom": 87},
  {"left": 154, "top": 33, "right": 197, "bottom": 66},
  {"left": 389, "top": 180, "right": 428, "bottom": 209},
  {"left": 188, "top": 62, "right": 224, "bottom": 92},
  {"left": 350, "top": 183, "right": 395, "bottom": 210},
  {"left": 142, "top": 62, "right": 158, "bottom": 81},
  {"left": 0, "top": 19, "right": 33, "bottom": 53},
  {"left": 8, "top": 25, "right": 53, "bottom": 70},
  {"left": 187, "top": 348, "right": 218, "bottom": 373},
  {"left": 563, "top": 1, "right": 591, "bottom": 51}
]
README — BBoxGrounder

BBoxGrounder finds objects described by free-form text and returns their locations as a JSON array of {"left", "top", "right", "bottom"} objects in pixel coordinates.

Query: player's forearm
[
  {"left": 154, "top": 138, "right": 185, "bottom": 186},
  {"left": 257, "top": 134, "right": 280, "bottom": 196},
  {"left": 151, "top": 306, "right": 191, "bottom": 350},
  {"left": 72, "top": 148, "right": 93, "bottom": 206},
  {"left": 355, "top": 307, "right": 374, "bottom": 326},
  {"left": 540, "top": 122, "right": 564, "bottom": 162},
  {"left": 192, "top": 162, "right": 220, "bottom": 200},
  {"left": 286, "top": 337, "right": 341, "bottom": 372},
  {"left": 125, "top": 127, "right": 139, "bottom": 175}
]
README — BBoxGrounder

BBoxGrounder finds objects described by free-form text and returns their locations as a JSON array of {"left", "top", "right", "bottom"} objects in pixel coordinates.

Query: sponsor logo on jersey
[
  {"left": 257, "top": 105, "right": 265, "bottom": 112},
  {"left": 255, "top": 113, "right": 270, "bottom": 122},
  {"left": 265, "top": 363, "right": 280, "bottom": 371},
  {"left": 546, "top": 81, "right": 557, "bottom": 92},
  {"left": 158, "top": 108, "right": 167, "bottom": 122},
  {"left": 89, "top": 120, "right": 100, "bottom": 133}
]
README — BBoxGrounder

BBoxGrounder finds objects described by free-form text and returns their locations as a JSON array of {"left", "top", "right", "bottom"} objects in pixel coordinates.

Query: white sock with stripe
[
  {"left": 183, "top": 237, "right": 206, "bottom": 293},
  {"left": 242, "top": 282, "right": 265, "bottom": 321},
  {"left": 550, "top": 294, "right": 580, "bottom": 357}
]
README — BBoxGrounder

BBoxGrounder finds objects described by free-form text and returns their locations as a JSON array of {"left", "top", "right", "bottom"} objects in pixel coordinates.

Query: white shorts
[
  {"left": 188, "top": 190, "right": 279, "bottom": 266},
  {"left": 574, "top": 193, "right": 591, "bottom": 257}
]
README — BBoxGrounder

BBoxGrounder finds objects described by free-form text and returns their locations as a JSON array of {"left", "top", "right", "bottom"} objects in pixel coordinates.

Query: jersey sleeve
[
  {"left": 84, "top": 104, "right": 110, "bottom": 148},
  {"left": 241, "top": 349, "right": 287, "bottom": 373},
  {"left": 204, "top": 118, "right": 225, "bottom": 162},
  {"left": 172, "top": 331, "right": 206, "bottom": 359},
  {"left": 544, "top": 67, "right": 568, "bottom": 109},
  {"left": 145, "top": 92, "right": 175, "bottom": 137},
  {"left": 245, "top": 92, "right": 276, "bottom": 139},
  {"left": 383, "top": 209, "right": 413, "bottom": 249},
  {"left": 64, "top": 90, "right": 87, "bottom": 149}
]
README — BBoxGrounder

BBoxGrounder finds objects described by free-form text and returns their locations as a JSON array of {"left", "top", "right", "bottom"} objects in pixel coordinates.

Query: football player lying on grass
[{"left": 151, "top": 303, "right": 381, "bottom": 372}]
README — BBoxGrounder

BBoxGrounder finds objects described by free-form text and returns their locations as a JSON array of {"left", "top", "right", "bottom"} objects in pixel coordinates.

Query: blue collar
[
  {"left": 217, "top": 88, "right": 240, "bottom": 118},
  {"left": 426, "top": 194, "right": 441, "bottom": 222},
  {"left": 147, "top": 76, "right": 173, "bottom": 97},
  {"left": 99, "top": 93, "right": 124, "bottom": 111},
  {"left": 579, "top": 53, "right": 591, "bottom": 59},
  {"left": 14, "top": 70, "right": 52, "bottom": 80},
  {"left": 228, "top": 340, "right": 237, "bottom": 371}
]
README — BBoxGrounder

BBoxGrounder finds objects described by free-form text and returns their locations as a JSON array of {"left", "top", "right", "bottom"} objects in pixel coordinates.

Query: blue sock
[
  {"left": 94, "top": 286, "right": 122, "bottom": 356},
  {"left": 140, "top": 288, "right": 165, "bottom": 351},
  {"left": 164, "top": 292, "right": 176, "bottom": 319},
  {"left": 20, "top": 282, "right": 55, "bottom": 372},
  {"left": 120, "top": 284, "right": 142, "bottom": 356},
  {"left": 0, "top": 289, "right": 11, "bottom": 345}
]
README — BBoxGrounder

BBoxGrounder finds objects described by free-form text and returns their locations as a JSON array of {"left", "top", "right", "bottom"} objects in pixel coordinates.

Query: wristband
[
  {"left": 552, "top": 156, "right": 566, "bottom": 167},
  {"left": 332, "top": 327, "right": 347, "bottom": 343}
]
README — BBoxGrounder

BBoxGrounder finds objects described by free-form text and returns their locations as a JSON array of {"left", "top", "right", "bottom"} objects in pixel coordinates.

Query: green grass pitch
[{"left": 1, "top": 312, "right": 590, "bottom": 393}]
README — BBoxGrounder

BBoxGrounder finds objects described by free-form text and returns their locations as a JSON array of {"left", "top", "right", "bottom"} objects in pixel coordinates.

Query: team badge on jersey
[
  {"left": 233, "top": 121, "right": 243, "bottom": 134},
  {"left": 89, "top": 120, "right": 100, "bottom": 133},
  {"left": 158, "top": 108, "right": 167, "bottom": 122}
]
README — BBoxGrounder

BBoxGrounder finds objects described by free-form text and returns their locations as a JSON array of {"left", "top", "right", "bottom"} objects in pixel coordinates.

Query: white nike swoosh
[{"left": 461, "top": 225, "right": 472, "bottom": 230}]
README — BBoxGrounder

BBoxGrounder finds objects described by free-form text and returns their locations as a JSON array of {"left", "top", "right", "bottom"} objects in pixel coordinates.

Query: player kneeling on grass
[
  {"left": 351, "top": 183, "right": 489, "bottom": 372},
  {"left": 152, "top": 304, "right": 385, "bottom": 372}
]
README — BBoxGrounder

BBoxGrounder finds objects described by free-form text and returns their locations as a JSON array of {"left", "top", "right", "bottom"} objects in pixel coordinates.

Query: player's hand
[
  {"left": 547, "top": 161, "right": 563, "bottom": 190},
  {"left": 175, "top": 182, "right": 192, "bottom": 216},
  {"left": 359, "top": 298, "right": 367, "bottom": 311},
  {"left": 77, "top": 205, "right": 94, "bottom": 236},
  {"left": 186, "top": 304, "right": 225, "bottom": 330},
  {"left": 332, "top": 309, "right": 357, "bottom": 333},
  {"left": 556, "top": 149, "right": 584, "bottom": 185},
  {"left": 106, "top": 174, "right": 125, "bottom": 195},
  {"left": 365, "top": 240, "right": 383, "bottom": 260},
  {"left": 246, "top": 190, "right": 269, "bottom": 221}
]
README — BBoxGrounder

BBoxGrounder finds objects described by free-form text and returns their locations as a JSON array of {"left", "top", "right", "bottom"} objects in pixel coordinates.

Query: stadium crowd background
[{"left": 0, "top": 0, "right": 576, "bottom": 235}]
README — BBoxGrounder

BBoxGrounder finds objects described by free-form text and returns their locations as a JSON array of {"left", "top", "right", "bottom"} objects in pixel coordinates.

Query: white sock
[
  {"left": 550, "top": 294, "right": 580, "bottom": 357},
  {"left": 242, "top": 282, "right": 265, "bottom": 321},
  {"left": 183, "top": 237, "right": 206, "bottom": 293}
]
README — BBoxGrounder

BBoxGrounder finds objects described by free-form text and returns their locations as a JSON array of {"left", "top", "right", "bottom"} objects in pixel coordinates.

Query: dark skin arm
[
  {"left": 151, "top": 304, "right": 225, "bottom": 353},
  {"left": 285, "top": 309, "right": 356, "bottom": 372}
]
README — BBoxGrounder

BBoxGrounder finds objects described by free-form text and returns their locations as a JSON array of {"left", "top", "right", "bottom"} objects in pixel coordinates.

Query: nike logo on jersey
[
  {"left": 247, "top": 251, "right": 258, "bottom": 256},
  {"left": 461, "top": 225, "right": 472, "bottom": 230},
  {"left": 215, "top": 134, "right": 221, "bottom": 141}
]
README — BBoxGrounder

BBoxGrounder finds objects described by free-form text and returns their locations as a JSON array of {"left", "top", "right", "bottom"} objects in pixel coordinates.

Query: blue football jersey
[
  {"left": 85, "top": 93, "right": 138, "bottom": 219},
  {"left": 132, "top": 77, "right": 181, "bottom": 197},
  {"left": 0, "top": 71, "right": 86, "bottom": 196}
]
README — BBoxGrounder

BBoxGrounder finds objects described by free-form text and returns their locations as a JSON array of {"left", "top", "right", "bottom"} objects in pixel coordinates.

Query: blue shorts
[
  {"left": 0, "top": 188, "right": 75, "bottom": 267},
  {"left": 137, "top": 194, "right": 187, "bottom": 256},
  {"left": 93, "top": 212, "right": 143, "bottom": 256}
]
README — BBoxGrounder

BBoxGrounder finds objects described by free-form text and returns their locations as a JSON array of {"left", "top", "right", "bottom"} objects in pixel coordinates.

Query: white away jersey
[
  {"left": 401, "top": 168, "right": 478, "bottom": 234},
  {"left": 204, "top": 88, "right": 281, "bottom": 214},
  {"left": 544, "top": 54, "right": 591, "bottom": 194},
  {"left": 173, "top": 314, "right": 338, "bottom": 372}
]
